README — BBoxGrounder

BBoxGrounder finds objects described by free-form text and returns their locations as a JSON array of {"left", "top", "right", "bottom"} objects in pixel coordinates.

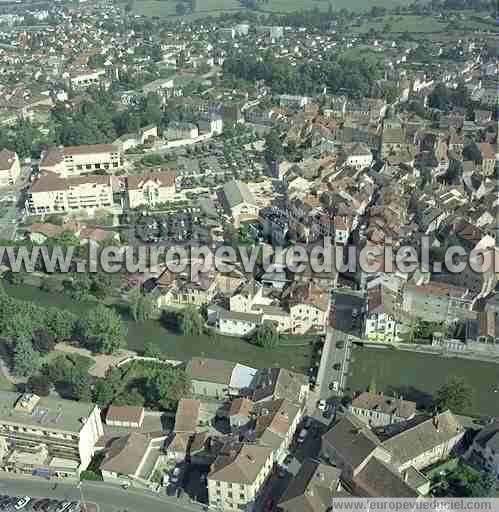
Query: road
[
  {"left": 0, "top": 475, "right": 201, "bottom": 512},
  {"left": 317, "top": 329, "right": 352, "bottom": 401}
]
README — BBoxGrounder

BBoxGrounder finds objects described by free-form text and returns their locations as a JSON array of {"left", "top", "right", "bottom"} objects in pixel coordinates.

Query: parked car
[
  {"left": 14, "top": 497, "right": 32, "bottom": 510},
  {"left": 32, "top": 499, "right": 51, "bottom": 511},
  {"left": 55, "top": 502, "right": 72, "bottom": 512},
  {"left": 333, "top": 363, "right": 341, "bottom": 371},
  {"left": 278, "top": 465, "right": 287, "bottom": 478},
  {"left": 297, "top": 428, "right": 308, "bottom": 444},
  {"left": 336, "top": 340, "right": 345, "bottom": 349},
  {"left": 318, "top": 399, "right": 327, "bottom": 411},
  {"left": 171, "top": 465, "right": 182, "bottom": 484}
]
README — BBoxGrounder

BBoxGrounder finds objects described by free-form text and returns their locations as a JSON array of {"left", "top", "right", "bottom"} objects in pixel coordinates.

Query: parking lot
[{"left": 0, "top": 496, "right": 93, "bottom": 512}]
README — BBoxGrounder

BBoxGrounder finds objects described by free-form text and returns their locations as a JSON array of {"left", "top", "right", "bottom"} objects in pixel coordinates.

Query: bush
[
  {"left": 27, "top": 374, "right": 51, "bottom": 396},
  {"left": 80, "top": 471, "right": 103, "bottom": 481}
]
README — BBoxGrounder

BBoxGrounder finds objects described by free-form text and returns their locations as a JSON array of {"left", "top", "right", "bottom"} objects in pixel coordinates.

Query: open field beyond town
[
  {"left": 130, "top": 0, "right": 418, "bottom": 18},
  {"left": 348, "top": 346, "right": 499, "bottom": 417},
  {"left": 3, "top": 283, "right": 311, "bottom": 372}
]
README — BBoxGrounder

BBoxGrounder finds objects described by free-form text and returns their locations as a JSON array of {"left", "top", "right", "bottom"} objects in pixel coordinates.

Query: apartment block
[
  {"left": 208, "top": 442, "right": 274, "bottom": 512},
  {"left": 40, "top": 144, "right": 122, "bottom": 178},
  {"left": 0, "top": 392, "right": 103, "bottom": 478},
  {"left": 27, "top": 171, "right": 115, "bottom": 214},
  {"left": 68, "top": 68, "right": 106, "bottom": 89},
  {"left": 125, "top": 171, "right": 176, "bottom": 209},
  {"left": 0, "top": 148, "right": 21, "bottom": 187}
]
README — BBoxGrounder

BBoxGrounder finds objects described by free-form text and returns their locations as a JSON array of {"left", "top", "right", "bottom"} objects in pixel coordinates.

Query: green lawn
[
  {"left": 131, "top": 0, "right": 421, "bottom": 18},
  {"left": 132, "top": 0, "right": 245, "bottom": 18},
  {"left": 341, "top": 47, "right": 384, "bottom": 64},
  {"left": 351, "top": 14, "right": 446, "bottom": 34},
  {"left": 4, "top": 283, "right": 311, "bottom": 372}
]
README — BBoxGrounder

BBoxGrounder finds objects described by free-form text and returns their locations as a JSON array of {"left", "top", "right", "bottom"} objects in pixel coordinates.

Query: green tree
[
  {"left": 115, "top": 388, "right": 145, "bottom": 407},
  {"left": 12, "top": 337, "right": 40, "bottom": 377},
  {"left": 255, "top": 322, "right": 279, "bottom": 349},
  {"left": 79, "top": 305, "right": 127, "bottom": 354},
  {"left": 63, "top": 273, "right": 92, "bottom": 301},
  {"left": 93, "top": 379, "right": 115, "bottom": 408},
  {"left": 32, "top": 330, "right": 56, "bottom": 355},
  {"left": 27, "top": 374, "right": 51, "bottom": 396},
  {"left": 144, "top": 341, "right": 162, "bottom": 359},
  {"left": 129, "top": 289, "right": 155, "bottom": 322},
  {"left": 435, "top": 377, "right": 473, "bottom": 413},
  {"left": 180, "top": 306, "right": 204, "bottom": 336},
  {"left": 264, "top": 128, "right": 284, "bottom": 165},
  {"left": 145, "top": 366, "right": 190, "bottom": 410},
  {"left": 47, "top": 309, "right": 76, "bottom": 342},
  {"left": 72, "top": 372, "right": 93, "bottom": 402}
]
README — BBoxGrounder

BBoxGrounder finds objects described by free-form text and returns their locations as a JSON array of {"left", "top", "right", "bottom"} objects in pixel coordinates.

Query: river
[{"left": 349, "top": 345, "right": 499, "bottom": 417}]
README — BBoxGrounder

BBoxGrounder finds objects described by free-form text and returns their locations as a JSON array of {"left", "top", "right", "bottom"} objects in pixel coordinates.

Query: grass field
[
  {"left": 4, "top": 283, "right": 311, "bottom": 372},
  {"left": 131, "top": 0, "right": 418, "bottom": 18},
  {"left": 351, "top": 14, "right": 446, "bottom": 34},
  {"left": 341, "top": 47, "right": 384, "bottom": 64},
  {"left": 132, "top": 0, "right": 245, "bottom": 18}
]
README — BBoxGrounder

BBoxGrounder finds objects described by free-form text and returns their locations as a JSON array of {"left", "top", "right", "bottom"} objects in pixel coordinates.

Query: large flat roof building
[{"left": 0, "top": 392, "right": 103, "bottom": 478}]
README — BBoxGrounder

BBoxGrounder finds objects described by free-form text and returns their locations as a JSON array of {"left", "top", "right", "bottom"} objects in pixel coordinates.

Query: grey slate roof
[
  {"left": 221, "top": 180, "right": 257, "bottom": 208},
  {"left": 100, "top": 433, "right": 150, "bottom": 476},
  {"left": 322, "top": 413, "right": 381, "bottom": 470},
  {"left": 354, "top": 457, "right": 419, "bottom": 497},
  {"left": 186, "top": 357, "right": 236, "bottom": 385},
  {"left": 473, "top": 420, "right": 499, "bottom": 452},
  {"left": 381, "top": 411, "right": 463, "bottom": 466},
  {"left": 279, "top": 459, "right": 343, "bottom": 512}
]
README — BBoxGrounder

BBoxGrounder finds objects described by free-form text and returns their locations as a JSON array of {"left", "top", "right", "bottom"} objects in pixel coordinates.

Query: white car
[
  {"left": 14, "top": 497, "right": 31, "bottom": 510},
  {"left": 318, "top": 399, "right": 327, "bottom": 411},
  {"left": 331, "top": 381, "right": 339, "bottom": 392},
  {"left": 171, "top": 465, "right": 182, "bottom": 484}
]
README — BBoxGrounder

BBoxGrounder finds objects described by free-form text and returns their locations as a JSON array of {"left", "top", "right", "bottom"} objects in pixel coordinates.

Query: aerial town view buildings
[{"left": 0, "top": 0, "right": 497, "bottom": 511}]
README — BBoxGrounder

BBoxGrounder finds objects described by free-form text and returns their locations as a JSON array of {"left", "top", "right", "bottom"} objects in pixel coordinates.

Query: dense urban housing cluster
[{"left": 0, "top": 0, "right": 497, "bottom": 511}]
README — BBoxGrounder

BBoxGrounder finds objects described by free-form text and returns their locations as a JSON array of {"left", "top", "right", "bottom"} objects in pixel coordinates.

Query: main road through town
[{"left": 0, "top": 474, "right": 202, "bottom": 512}]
